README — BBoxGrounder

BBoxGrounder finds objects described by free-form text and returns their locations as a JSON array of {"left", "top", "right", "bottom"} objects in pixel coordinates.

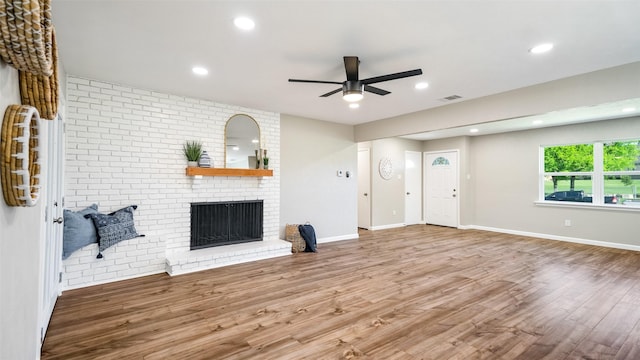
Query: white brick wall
[{"left": 62, "top": 76, "right": 281, "bottom": 289}]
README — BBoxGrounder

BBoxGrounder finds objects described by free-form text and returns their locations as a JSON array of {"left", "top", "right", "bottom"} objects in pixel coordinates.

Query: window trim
[{"left": 534, "top": 200, "right": 640, "bottom": 212}]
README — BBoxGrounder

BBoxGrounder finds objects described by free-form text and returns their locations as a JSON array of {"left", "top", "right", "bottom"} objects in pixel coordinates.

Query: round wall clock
[{"left": 379, "top": 157, "right": 393, "bottom": 180}]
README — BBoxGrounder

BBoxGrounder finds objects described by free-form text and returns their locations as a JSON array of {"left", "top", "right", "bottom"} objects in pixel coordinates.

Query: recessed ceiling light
[
  {"left": 529, "top": 43, "right": 554, "bottom": 54},
  {"left": 532, "top": 120, "right": 543, "bottom": 125},
  {"left": 415, "top": 82, "right": 429, "bottom": 90},
  {"left": 232, "top": 146, "right": 240, "bottom": 151},
  {"left": 622, "top": 107, "right": 636, "bottom": 113},
  {"left": 234, "top": 17, "right": 255, "bottom": 31},
  {"left": 192, "top": 66, "right": 208, "bottom": 76},
  {"left": 251, "top": 139, "right": 259, "bottom": 144},
  {"left": 349, "top": 103, "right": 360, "bottom": 109},
  {"left": 470, "top": 128, "right": 479, "bottom": 133}
]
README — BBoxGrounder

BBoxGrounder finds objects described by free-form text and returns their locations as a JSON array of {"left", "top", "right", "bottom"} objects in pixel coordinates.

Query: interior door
[
  {"left": 357, "top": 148, "right": 371, "bottom": 229},
  {"left": 41, "top": 113, "right": 64, "bottom": 343},
  {"left": 424, "top": 150, "right": 458, "bottom": 228},
  {"left": 404, "top": 151, "right": 422, "bottom": 225}
]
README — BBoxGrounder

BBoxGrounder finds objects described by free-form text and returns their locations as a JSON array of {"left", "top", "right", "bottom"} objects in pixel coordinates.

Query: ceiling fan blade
[
  {"left": 288, "top": 79, "right": 343, "bottom": 85},
  {"left": 364, "top": 85, "right": 390, "bottom": 96},
  {"left": 320, "top": 88, "right": 343, "bottom": 97},
  {"left": 344, "top": 56, "right": 359, "bottom": 81},
  {"left": 361, "top": 69, "right": 423, "bottom": 85}
]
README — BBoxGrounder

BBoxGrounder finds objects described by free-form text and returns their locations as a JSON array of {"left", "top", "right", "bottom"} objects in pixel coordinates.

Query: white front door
[
  {"left": 424, "top": 150, "right": 458, "bottom": 228},
  {"left": 41, "top": 113, "right": 64, "bottom": 343},
  {"left": 404, "top": 151, "right": 422, "bottom": 225},
  {"left": 357, "top": 148, "right": 371, "bottom": 229}
]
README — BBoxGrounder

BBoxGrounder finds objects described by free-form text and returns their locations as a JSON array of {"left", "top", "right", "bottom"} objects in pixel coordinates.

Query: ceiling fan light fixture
[
  {"left": 343, "top": 91, "right": 363, "bottom": 102},
  {"left": 343, "top": 81, "right": 363, "bottom": 102},
  {"left": 289, "top": 56, "right": 422, "bottom": 103}
]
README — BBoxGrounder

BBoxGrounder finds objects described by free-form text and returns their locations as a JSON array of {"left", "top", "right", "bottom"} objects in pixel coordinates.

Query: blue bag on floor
[{"left": 298, "top": 224, "right": 317, "bottom": 253}]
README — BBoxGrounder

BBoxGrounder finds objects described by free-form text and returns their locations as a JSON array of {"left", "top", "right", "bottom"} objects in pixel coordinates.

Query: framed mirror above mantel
[
  {"left": 185, "top": 113, "right": 273, "bottom": 177},
  {"left": 225, "top": 114, "right": 261, "bottom": 169}
]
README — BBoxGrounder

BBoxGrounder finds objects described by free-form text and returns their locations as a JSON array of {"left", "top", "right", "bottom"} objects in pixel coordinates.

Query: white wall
[
  {"left": 0, "top": 60, "right": 46, "bottom": 359},
  {"left": 419, "top": 119, "right": 640, "bottom": 248},
  {"left": 469, "top": 116, "right": 640, "bottom": 247},
  {"left": 280, "top": 114, "right": 358, "bottom": 241},
  {"left": 359, "top": 138, "right": 422, "bottom": 228},
  {"left": 63, "top": 76, "right": 280, "bottom": 289}
]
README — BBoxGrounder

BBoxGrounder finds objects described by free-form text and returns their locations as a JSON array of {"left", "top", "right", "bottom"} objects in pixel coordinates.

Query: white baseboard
[
  {"left": 369, "top": 223, "right": 406, "bottom": 231},
  {"left": 465, "top": 225, "right": 640, "bottom": 252},
  {"left": 62, "top": 270, "right": 166, "bottom": 292},
  {"left": 318, "top": 233, "right": 359, "bottom": 244}
]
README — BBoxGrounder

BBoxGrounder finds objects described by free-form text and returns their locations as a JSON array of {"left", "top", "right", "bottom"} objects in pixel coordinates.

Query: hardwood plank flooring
[{"left": 41, "top": 225, "right": 640, "bottom": 359}]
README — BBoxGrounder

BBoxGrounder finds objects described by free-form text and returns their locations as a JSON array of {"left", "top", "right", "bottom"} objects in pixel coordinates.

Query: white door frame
[
  {"left": 404, "top": 150, "right": 422, "bottom": 225},
  {"left": 423, "top": 149, "right": 460, "bottom": 228},
  {"left": 40, "top": 113, "right": 64, "bottom": 344},
  {"left": 357, "top": 148, "right": 371, "bottom": 229}
]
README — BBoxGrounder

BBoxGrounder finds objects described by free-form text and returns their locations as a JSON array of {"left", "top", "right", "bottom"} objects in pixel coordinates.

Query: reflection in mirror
[{"left": 225, "top": 114, "right": 260, "bottom": 168}]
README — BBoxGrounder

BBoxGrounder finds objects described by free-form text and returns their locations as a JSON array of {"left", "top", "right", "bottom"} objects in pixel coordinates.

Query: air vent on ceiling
[{"left": 439, "top": 95, "right": 463, "bottom": 102}]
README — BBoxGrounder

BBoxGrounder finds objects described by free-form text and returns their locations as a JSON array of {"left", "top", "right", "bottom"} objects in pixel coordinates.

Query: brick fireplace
[{"left": 61, "top": 76, "right": 289, "bottom": 289}]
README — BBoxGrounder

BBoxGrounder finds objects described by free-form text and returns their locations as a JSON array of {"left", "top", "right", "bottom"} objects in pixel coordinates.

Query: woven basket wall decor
[
  {"left": 0, "top": 0, "right": 54, "bottom": 76},
  {"left": 1, "top": 105, "right": 41, "bottom": 207},
  {"left": 19, "top": 27, "right": 58, "bottom": 120},
  {"left": 285, "top": 224, "right": 306, "bottom": 253}
]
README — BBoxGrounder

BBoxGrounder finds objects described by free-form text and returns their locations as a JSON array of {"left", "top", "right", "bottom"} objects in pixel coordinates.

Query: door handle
[
  {"left": 452, "top": 194, "right": 456, "bottom": 198},
  {"left": 406, "top": 192, "right": 410, "bottom": 195},
  {"left": 364, "top": 193, "right": 368, "bottom": 196},
  {"left": 53, "top": 217, "right": 63, "bottom": 224}
]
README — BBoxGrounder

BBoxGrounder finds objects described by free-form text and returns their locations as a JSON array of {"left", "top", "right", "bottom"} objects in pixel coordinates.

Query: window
[
  {"left": 432, "top": 156, "right": 450, "bottom": 166},
  {"left": 541, "top": 140, "right": 640, "bottom": 207}
]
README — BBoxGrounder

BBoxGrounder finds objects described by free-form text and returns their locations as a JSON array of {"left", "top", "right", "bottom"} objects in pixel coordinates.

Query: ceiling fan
[{"left": 288, "top": 56, "right": 422, "bottom": 102}]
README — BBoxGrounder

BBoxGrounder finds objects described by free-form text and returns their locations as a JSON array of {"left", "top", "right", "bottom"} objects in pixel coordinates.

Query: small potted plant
[
  {"left": 262, "top": 157, "right": 269, "bottom": 169},
  {"left": 183, "top": 140, "right": 202, "bottom": 167}
]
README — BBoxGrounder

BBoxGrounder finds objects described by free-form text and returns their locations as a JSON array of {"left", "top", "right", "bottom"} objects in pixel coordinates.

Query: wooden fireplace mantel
[{"left": 185, "top": 167, "right": 273, "bottom": 177}]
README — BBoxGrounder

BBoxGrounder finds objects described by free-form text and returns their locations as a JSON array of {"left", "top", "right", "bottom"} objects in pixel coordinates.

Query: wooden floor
[{"left": 42, "top": 225, "right": 640, "bottom": 359}]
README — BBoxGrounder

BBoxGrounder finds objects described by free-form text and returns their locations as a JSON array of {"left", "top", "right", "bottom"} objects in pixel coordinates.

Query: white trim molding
[
  {"left": 317, "top": 233, "right": 359, "bottom": 244},
  {"left": 369, "top": 223, "right": 406, "bottom": 231},
  {"left": 62, "top": 270, "right": 166, "bottom": 292},
  {"left": 465, "top": 225, "right": 640, "bottom": 252}
]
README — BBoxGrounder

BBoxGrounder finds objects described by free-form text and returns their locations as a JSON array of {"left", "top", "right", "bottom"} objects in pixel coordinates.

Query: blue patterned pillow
[{"left": 87, "top": 205, "right": 140, "bottom": 258}]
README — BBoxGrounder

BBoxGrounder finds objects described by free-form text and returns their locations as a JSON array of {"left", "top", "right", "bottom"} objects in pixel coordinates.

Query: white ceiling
[{"left": 52, "top": 1, "right": 640, "bottom": 131}]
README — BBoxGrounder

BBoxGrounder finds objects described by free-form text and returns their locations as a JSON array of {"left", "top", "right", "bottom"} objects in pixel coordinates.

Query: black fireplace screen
[{"left": 190, "top": 200, "right": 263, "bottom": 250}]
